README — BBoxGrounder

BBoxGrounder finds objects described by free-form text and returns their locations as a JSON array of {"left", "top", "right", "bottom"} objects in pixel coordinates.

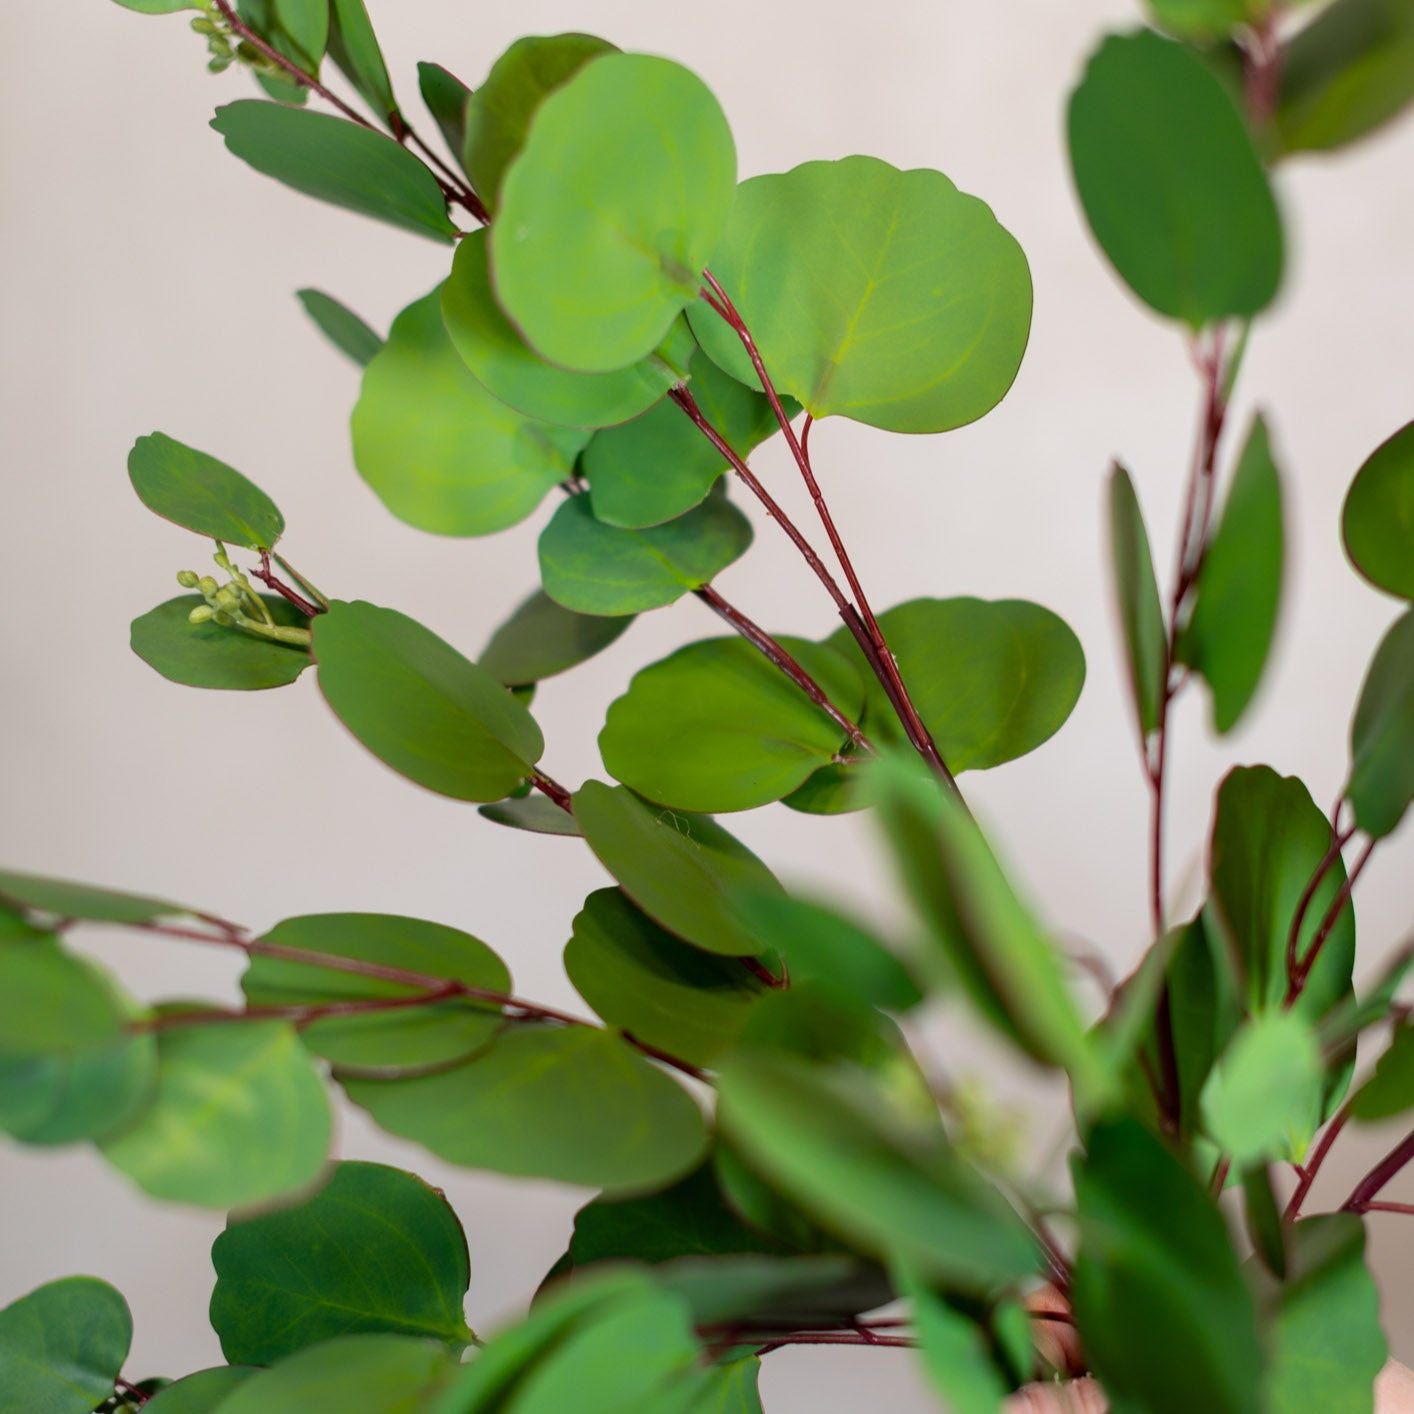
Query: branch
[
  {"left": 1284, "top": 821, "right": 1356, "bottom": 993},
  {"left": 1287, "top": 839, "right": 1376, "bottom": 1005},
  {"left": 1284, "top": 1102, "right": 1351, "bottom": 1221},
  {"left": 1343, "top": 1126, "right": 1414, "bottom": 1214},
  {"left": 530, "top": 770, "right": 575, "bottom": 814},
  {"left": 253, "top": 551, "right": 321, "bottom": 617}
]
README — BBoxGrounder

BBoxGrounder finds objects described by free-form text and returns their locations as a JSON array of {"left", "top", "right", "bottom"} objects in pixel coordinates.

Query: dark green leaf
[
  {"left": 894, "top": 1265, "right": 1010, "bottom": 1414},
  {"left": 132, "top": 595, "right": 311, "bottom": 691},
  {"left": 142, "top": 1368, "right": 257, "bottom": 1414},
  {"left": 0, "top": 1277, "right": 132, "bottom": 1414},
  {"left": 273, "top": 0, "right": 327, "bottom": 68},
  {"left": 211, "top": 1161, "right": 473, "bottom": 1363},
  {"left": 600, "top": 637, "right": 862, "bottom": 811},
  {"left": 0, "top": 937, "right": 129, "bottom": 1058},
  {"left": 1262, "top": 1216, "right": 1387, "bottom": 1414},
  {"left": 478, "top": 590, "right": 633, "bottom": 687},
  {"left": 827, "top": 598, "right": 1086, "bottom": 772},
  {"left": 492, "top": 53, "right": 736, "bottom": 371},
  {"left": 1110, "top": 463, "right": 1168, "bottom": 737},
  {"left": 1068, "top": 30, "right": 1284, "bottom": 324},
  {"left": 128, "top": 432, "right": 284, "bottom": 549},
  {"left": 1072, "top": 1119, "right": 1264, "bottom": 1414},
  {"left": 100, "top": 1020, "right": 331, "bottom": 1208},
  {"left": 297, "top": 288, "right": 383, "bottom": 367},
  {"left": 327, "top": 0, "right": 398, "bottom": 125},
  {"left": 442, "top": 231, "right": 682, "bottom": 429},
  {"left": 539, "top": 494, "right": 753, "bottom": 617},
  {"left": 654, "top": 1253, "right": 890, "bottom": 1329},
  {"left": 684, "top": 1360, "right": 763, "bottom": 1414},
  {"left": 1343, "top": 420, "right": 1414, "bottom": 600},
  {"left": 417, "top": 63, "right": 471, "bottom": 167},
  {"left": 583, "top": 354, "right": 785, "bottom": 529},
  {"left": 1320, "top": 942, "right": 1414, "bottom": 1055},
  {"left": 462, "top": 33, "right": 617, "bottom": 213},
  {"left": 242, "top": 912, "right": 509, "bottom": 1070},
  {"left": 779, "top": 759, "right": 870, "bottom": 817},
  {"left": 343, "top": 1024, "right": 707, "bottom": 1191},
  {"left": 1179, "top": 415, "right": 1284, "bottom": 733},
  {"left": 690, "top": 156, "right": 1031, "bottom": 433},
  {"left": 1348, "top": 609, "right": 1414, "bottom": 838},
  {"left": 478, "top": 796, "right": 582, "bottom": 837},
  {"left": 214, "top": 1334, "right": 456, "bottom": 1414},
  {"left": 352, "top": 291, "right": 587, "bottom": 536},
  {"left": 0, "top": 869, "right": 186, "bottom": 924},
  {"left": 1351, "top": 1021, "right": 1414, "bottom": 1121},
  {"left": 211, "top": 103, "right": 455, "bottom": 241},
  {"left": 313, "top": 599, "right": 543, "bottom": 803},
  {"left": 565, "top": 889, "right": 766, "bottom": 1067},
  {"left": 574, "top": 783, "right": 782, "bottom": 956},
  {"left": 1278, "top": 0, "right": 1414, "bottom": 154}
]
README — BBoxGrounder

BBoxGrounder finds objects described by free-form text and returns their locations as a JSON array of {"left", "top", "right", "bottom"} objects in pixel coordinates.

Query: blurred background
[{"left": 2, "top": 0, "right": 1411, "bottom": 1405}]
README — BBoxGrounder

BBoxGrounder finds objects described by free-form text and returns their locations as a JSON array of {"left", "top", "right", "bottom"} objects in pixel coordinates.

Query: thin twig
[
  {"left": 1353, "top": 1201, "right": 1414, "bottom": 1217},
  {"left": 1284, "top": 823, "right": 1357, "bottom": 992},
  {"left": 253, "top": 551, "right": 321, "bottom": 617},
  {"left": 1285, "top": 1104, "right": 1350, "bottom": 1221},
  {"left": 530, "top": 770, "right": 575, "bottom": 814},
  {"left": 1287, "top": 839, "right": 1376, "bottom": 1005},
  {"left": 1343, "top": 1126, "right": 1414, "bottom": 1214}
]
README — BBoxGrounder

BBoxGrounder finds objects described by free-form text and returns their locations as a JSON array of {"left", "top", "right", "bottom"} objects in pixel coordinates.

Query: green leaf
[
  {"left": 128, "top": 432, "right": 285, "bottom": 550},
  {"left": 691, "top": 156, "right": 1031, "bottom": 433},
  {"left": 109, "top": 0, "right": 198, "bottom": 11},
  {"left": 1209, "top": 765, "right": 1356, "bottom": 1019},
  {"left": 1343, "top": 419, "right": 1414, "bottom": 599},
  {"left": 565, "top": 889, "right": 766, "bottom": 1067},
  {"left": 1068, "top": 30, "right": 1284, "bottom": 325},
  {"left": 0, "top": 868, "right": 186, "bottom": 924},
  {"left": 478, "top": 796, "right": 583, "bottom": 837},
  {"left": 313, "top": 599, "right": 543, "bottom": 803},
  {"left": 443, "top": 231, "right": 683, "bottom": 429},
  {"left": 327, "top": 0, "right": 397, "bottom": 125},
  {"left": 574, "top": 783, "right": 782, "bottom": 957},
  {"left": 297, "top": 289, "right": 383, "bottom": 367},
  {"left": 352, "top": 290, "right": 587, "bottom": 536},
  {"left": 100, "top": 1020, "right": 331, "bottom": 1208},
  {"left": 894, "top": 1264, "right": 1010, "bottom": 1414},
  {"left": 1351, "top": 1021, "right": 1414, "bottom": 1121},
  {"left": 1278, "top": 0, "right": 1414, "bottom": 154},
  {"left": 1110, "top": 463, "right": 1168, "bottom": 737},
  {"left": 583, "top": 354, "right": 785, "bottom": 530},
  {"left": 684, "top": 1360, "right": 764, "bottom": 1414},
  {"left": 417, "top": 63, "right": 471, "bottom": 166},
  {"left": 1348, "top": 608, "right": 1414, "bottom": 838},
  {"left": 211, "top": 1161, "right": 473, "bottom": 1363},
  {"left": 273, "top": 0, "right": 327, "bottom": 68},
  {"left": 214, "top": 1334, "right": 455, "bottom": 1414},
  {"left": 1201, "top": 1010, "right": 1324, "bottom": 1165},
  {"left": 131, "top": 595, "right": 311, "bottom": 691},
  {"left": 653, "top": 1253, "right": 889, "bottom": 1328},
  {"left": 0, "top": 1277, "right": 132, "bottom": 1414},
  {"left": 0, "top": 936, "right": 129, "bottom": 1058},
  {"left": 479, "top": 590, "right": 633, "bottom": 687},
  {"left": 492, "top": 53, "right": 736, "bottom": 372},
  {"left": 461, "top": 33, "right": 617, "bottom": 213},
  {"left": 242, "top": 912, "right": 510, "bottom": 1070},
  {"left": 1144, "top": 0, "right": 1250, "bottom": 39},
  {"left": 539, "top": 494, "right": 753, "bottom": 617},
  {"left": 600, "top": 637, "right": 862, "bottom": 812},
  {"left": 1072, "top": 1119, "right": 1264, "bottom": 1414},
  {"left": 1179, "top": 415, "right": 1284, "bottom": 733},
  {"left": 827, "top": 598, "right": 1086, "bottom": 772},
  {"left": 343, "top": 1024, "right": 707, "bottom": 1190},
  {"left": 142, "top": 1368, "right": 257, "bottom": 1414},
  {"left": 211, "top": 103, "right": 455, "bottom": 241},
  {"left": 1262, "top": 1216, "right": 1388, "bottom": 1414}
]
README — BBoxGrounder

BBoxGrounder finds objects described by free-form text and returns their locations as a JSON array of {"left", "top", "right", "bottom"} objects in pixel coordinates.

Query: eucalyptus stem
[
  {"left": 1287, "top": 839, "right": 1378, "bottom": 1004},
  {"left": 1342, "top": 1126, "right": 1414, "bottom": 1215},
  {"left": 1284, "top": 1103, "right": 1350, "bottom": 1221},
  {"left": 1284, "top": 819, "right": 1357, "bottom": 995},
  {"left": 530, "top": 770, "right": 575, "bottom": 814},
  {"left": 254, "top": 551, "right": 321, "bottom": 617}
]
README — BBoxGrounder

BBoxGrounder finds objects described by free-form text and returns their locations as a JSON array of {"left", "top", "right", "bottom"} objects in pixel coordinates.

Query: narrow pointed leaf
[
  {"left": 478, "top": 796, "right": 583, "bottom": 837},
  {"left": 0, "top": 1278, "right": 132, "bottom": 1414},
  {"left": 272, "top": 0, "right": 327, "bottom": 68},
  {"left": 479, "top": 589, "right": 633, "bottom": 687},
  {"left": 1348, "top": 608, "right": 1414, "bottom": 838},
  {"left": 0, "top": 869, "right": 187, "bottom": 925},
  {"left": 298, "top": 288, "right": 383, "bottom": 367},
  {"left": 417, "top": 63, "right": 471, "bottom": 167},
  {"left": 1342, "top": 419, "right": 1414, "bottom": 600},
  {"left": 1110, "top": 463, "right": 1167, "bottom": 736},
  {"left": 327, "top": 0, "right": 398, "bottom": 124},
  {"left": 128, "top": 432, "right": 284, "bottom": 549},
  {"left": 131, "top": 595, "right": 311, "bottom": 691}
]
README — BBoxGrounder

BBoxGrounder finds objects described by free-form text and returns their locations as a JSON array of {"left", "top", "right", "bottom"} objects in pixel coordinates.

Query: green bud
[
  {"left": 198, "top": 575, "right": 219, "bottom": 598},
  {"left": 188, "top": 605, "right": 215, "bottom": 625},
  {"left": 176, "top": 570, "right": 200, "bottom": 589},
  {"left": 190, "top": 16, "right": 217, "bottom": 33},
  {"left": 215, "top": 586, "right": 241, "bottom": 611},
  {"left": 208, "top": 55, "right": 235, "bottom": 74},
  {"left": 212, "top": 609, "right": 236, "bottom": 627}
]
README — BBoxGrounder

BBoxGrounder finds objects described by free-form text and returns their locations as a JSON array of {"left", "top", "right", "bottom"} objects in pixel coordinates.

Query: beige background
[{"left": 2, "top": 0, "right": 1412, "bottom": 1404}]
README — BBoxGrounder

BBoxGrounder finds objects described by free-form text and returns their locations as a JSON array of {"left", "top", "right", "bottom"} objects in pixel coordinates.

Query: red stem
[
  {"left": 1287, "top": 839, "right": 1376, "bottom": 1005},
  {"left": 1284, "top": 823, "right": 1356, "bottom": 993},
  {"left": 1284, "top": 1104, "right": 1350, "bottom": 1221},
  {"left": 1343, "top": 1126, "right": 1414, "bottom": 1214},
  {"left": 530, "top": 770, "right": 575, "bottom": 814},
  {"left": 254, "top": 551, "right": 321, "bottom": 617}
]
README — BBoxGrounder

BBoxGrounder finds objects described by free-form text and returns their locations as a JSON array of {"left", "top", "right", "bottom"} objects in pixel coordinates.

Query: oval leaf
[
  {"left": 492, "top": 53, "right": 737, "bottom": 372},
  {"left": 132, "top": 595, "right": 311, "bottom": 691},
  {"left": 1110, "top": 463, "right": 1168, "bottom": 737},
  {"left": 143, "top": 1368, "right": 257, "bottom": 1414},
  {"left": 478, "top": 796, "right": 583, "bottom": 838},
  {"left": 298, "top": 288, "right": 384, "bottom": 367},
  {"left": 1342, "top": 418, "right": 1414, "bottom": 600},
  {"left": 691, "top": 156, "right": 1031, "bottom": 433},
  {"left": 1348, "top": 607, "right": 1414, "bottom": 839},
  {"left": 478, "top": 590, "right": 633, "bottom": 687},
  {"left": 313, "top": 599, "right": 543, "bottom": 803},
  {"left": 0, "top": 1278, "right": 132, "bottom": 1414},
  {"left": 0, "top": 936, "right": 130, "bottom": 1059},
  {"left": 211, "top": 102, "right": 456, "bottom": 242},
  {"left": 128, "top": 432, "right": 284, "bottom": 549},
  {"left": 0, "top": 869, "right": 186, "bottom": 925},
  {"left": 1068, "top": 30, "right": 1284, "bottom": 324},
  {"left": 352, "top": 291, "right": 587, "bottom": 536}
]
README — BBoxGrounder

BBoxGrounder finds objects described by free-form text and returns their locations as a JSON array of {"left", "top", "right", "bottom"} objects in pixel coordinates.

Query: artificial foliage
[{"left": 3, "top": 1, "right": 1413, "bottom": 1410}]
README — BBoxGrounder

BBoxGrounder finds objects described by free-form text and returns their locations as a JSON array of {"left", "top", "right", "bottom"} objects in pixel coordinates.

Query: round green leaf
[
  {"left": 443, "top": 231, "right": 680, "bottom": 429},
  {"left": 211, "top": 1161, "right": 473, "bottom": 1364},
  {"left": 128, "top": 432, "right": 284, "bottom": 550},
  {"left": 491, "top": 53, "right": 736, "bottom": 372},
  {"left": 352, "top": 291, "right": 587, "bottom": 536},
  {"left": 539, "top": 494, "right": 753, "bottom": 617},
  {"left": 1342, "top": 419, "right": 1414, "bottom": 599},
  {"left": 215, "top": 1334, "right": 456, "bottom": 1414},
  {"left": 462, "top": 33, "right": 617, "bottom": 212},
  {"left": 0, "top": 868, "right": 186, "bottom": 925},
  {"left": 313, "top": 599, "right": 543, "bottom": 803},
  {"left": 600, "top": 637, "right": 863, "bottom": 811},
  {"left": 0, "top": 1277, "right": 132, "bottom": 1414},
  {"left": 583, "top": 354, "right": 785, "bottom": 529},
  {"left": 131, "top": 595, "right": 311, "bottom": 691},
  {"left": 343, "top": 1023, "right": 707, "bottom": 1191},
  {"left": 1068, "top": 29, "right": 1284, "bottom": 325},
  {"left": 829, "top": 598, "right": 1086, "bottom": 772},
  {"left": 574, "top": 782, "right": 782, "bottom": 957},
  {"left": 142, "top": 1367, "right": 257, "bottom": 1414},
  {"left": 0, "top": 937, "right": 128, "bottom": 1059},
  {"left": 690, "top": 157, "right": 1031, "bottom": 433},
  {"left": 566, "top": 889, "right": 766, "bottom": 1067},
  {"left": 211, "top": 102, "right": 457, "bottom": 242},
  {"left": 479, "top": 590, "right": 633, "bottom": 687},
  {"left": 478, "top": 796, "right": 583, "bottom": 837},
  {"left": 100, "top": 1020, "right": 331, "bottom": 1208},
  {"left": 298, "top": 288, "right": 384, "bottom": 368},
  {"left": 1351, "top": 1021, "right": 1414, "bottom": 1122},
  {"left": 242, "top": 912, "right": 510, "bottom": 1070},
  {"left": 1348, "top": 608, "right": 1414, "bottom": 839},
  {"left": 1110, "top": 464, "right": 1167, "bottom": 737}
]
